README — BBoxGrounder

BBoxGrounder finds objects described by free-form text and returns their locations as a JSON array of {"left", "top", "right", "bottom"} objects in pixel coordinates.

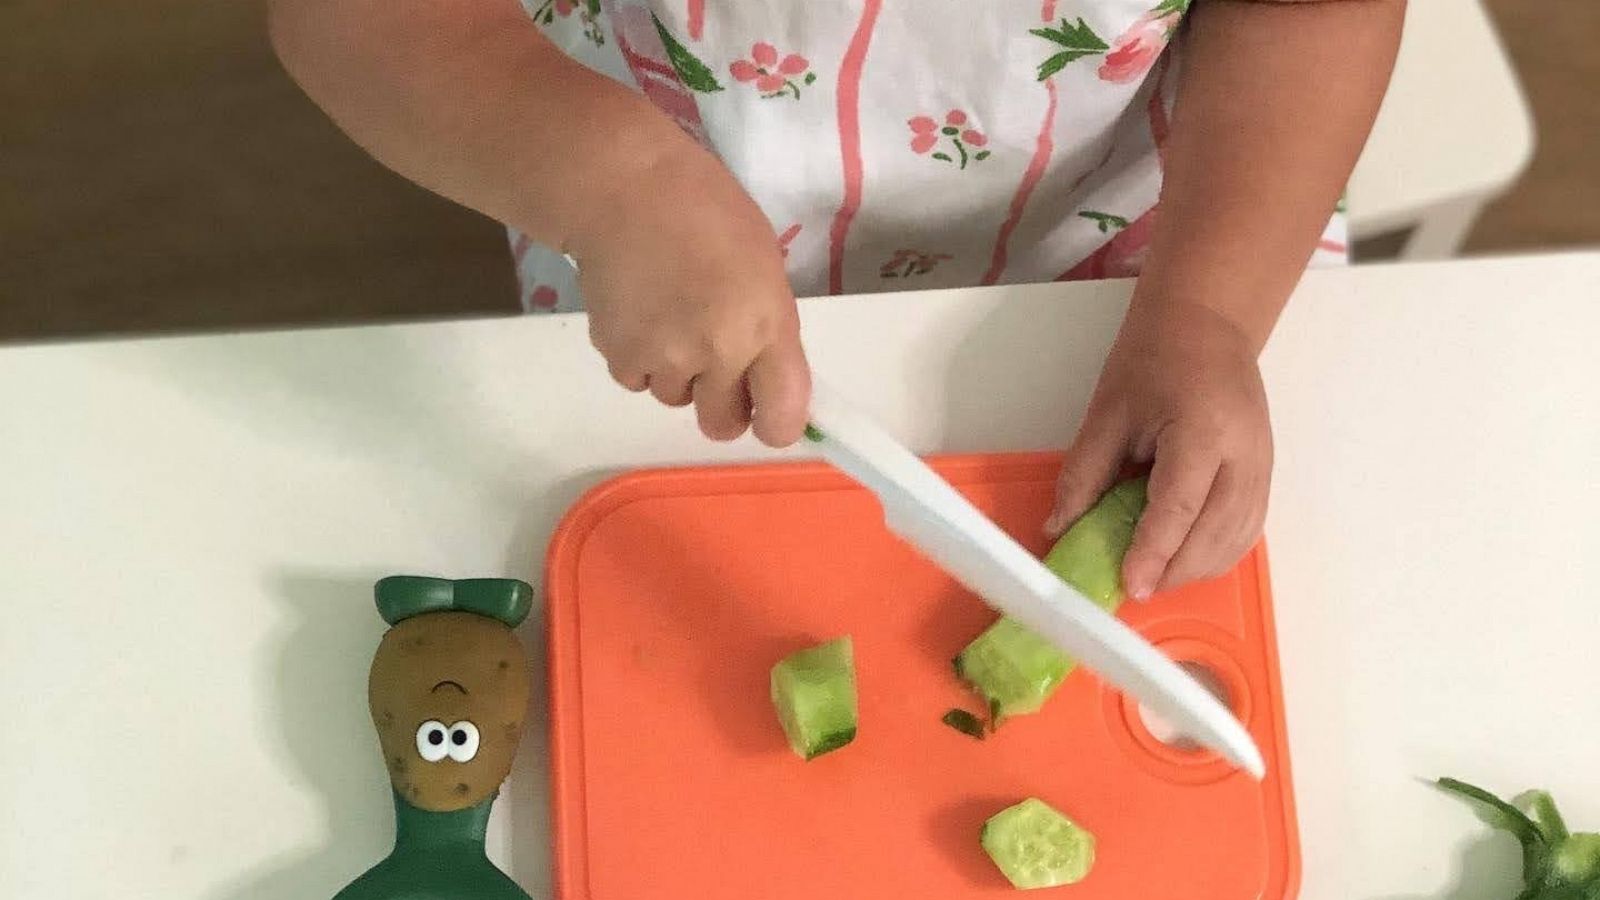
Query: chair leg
[{"left": 1400, "top": 196, "right": 1487, "bottom": 260}]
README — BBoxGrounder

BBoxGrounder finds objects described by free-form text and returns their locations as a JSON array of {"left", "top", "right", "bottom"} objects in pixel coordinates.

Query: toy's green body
[{"left": 334, "top": 793, "right": 528, "bottom": 900}]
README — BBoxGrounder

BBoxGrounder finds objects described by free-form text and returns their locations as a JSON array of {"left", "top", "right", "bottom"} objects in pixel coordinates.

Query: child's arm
[
  {"left": 268, "top": 0, "right": 810, "bottom": 446},
  {"left": 1050, "top": 0, "right": 1405, "bottom": 595}
]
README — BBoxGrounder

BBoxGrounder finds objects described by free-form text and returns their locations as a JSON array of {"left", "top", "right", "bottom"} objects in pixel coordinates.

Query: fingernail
[
  {"left": 1043, "top": 512, "right": 1064, "bottom": 535},
  {"left": 1126, "top": 576, "right": 1153, "bottom": 602}
]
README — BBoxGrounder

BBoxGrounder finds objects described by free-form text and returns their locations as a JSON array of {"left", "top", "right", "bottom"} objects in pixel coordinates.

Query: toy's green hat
[{"left": 374, "top": 576, "right": 533, "bottom": 628}]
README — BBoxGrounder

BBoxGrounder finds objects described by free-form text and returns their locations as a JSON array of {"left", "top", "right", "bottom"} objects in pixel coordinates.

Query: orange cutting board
[{"left": 544, "top": 453, "right": 1298, "bottom": 900}]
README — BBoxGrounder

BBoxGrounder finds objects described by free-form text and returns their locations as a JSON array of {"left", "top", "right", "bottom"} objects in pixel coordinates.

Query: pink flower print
[
  {"left": 532, "top": 0, "right": 604, "bottom": 46},
  {"left": 1099, "top": 11, "right": 1176, "bottom": 84},
  {"left": 730, "top": 42, "right": 815, "bottom": 99},
  {"left": 908, "top": 116, "right": 940, "bottom": 154},
  {"left": 879, "top": 249, "right": 953, "bottom": 279},
  {"left": 908, "top": 109, "right": 991, "bottom": 170},
  {"left": 527, "top": 285, "right": 560, "bottom": 311},
  {"left": 776, "top": 223, "right": 802, "bottom": 259}
]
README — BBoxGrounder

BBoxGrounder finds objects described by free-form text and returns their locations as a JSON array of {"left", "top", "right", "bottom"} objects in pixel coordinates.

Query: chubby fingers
[
  {"left": 1048, "top": 407, "right": 1128, "bottom": 536},
  {"left": 1120, "top": 426, "right": 1222, "bottom": 601},
  {"left": 1155, "top": 461, "right": 1267, "bottom": 591},
  {"left": 746, "top": 326, "right": 811, "bottom": 448}
]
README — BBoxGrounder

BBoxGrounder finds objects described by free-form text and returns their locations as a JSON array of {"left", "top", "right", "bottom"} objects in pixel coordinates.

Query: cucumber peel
[
  {"left": 770, "top": 637, "right": 858, "bottom": 760},
  {"left": 981, "top": 797, "right": 1096, "bottom": 890},
  {"left": 955, "top": 477, "right": 1147, "bottom": 721},
  {"left": 941, "top": 708, "right": 987, "bottom": 740}
]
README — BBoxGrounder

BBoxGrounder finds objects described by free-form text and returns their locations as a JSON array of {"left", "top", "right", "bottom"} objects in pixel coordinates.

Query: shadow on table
[
  {"left": 497, "top": 469, "right": 608, "bottom": 896},
  {"left": 208, "top": 571, "right": 391, "bottom": 900},
  {"left": 1368, "top": 830, "right": 1522, "bottom": 900}
]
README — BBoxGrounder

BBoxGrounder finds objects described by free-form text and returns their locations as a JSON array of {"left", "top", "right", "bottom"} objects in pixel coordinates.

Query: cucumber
[
  {"left": 982, "top": 797, "right": 1096, "bottom": 890},
  {"left": 954, "top": 616, "right": 1071, "bottom": 721},
  {"left": 770, "top": 637, "right": 858, "bottom": 760},
  {"left": 955, "top": 477, "right": 1147, "bottom": 721},
  {"left": 1042, "top": 476, "right": 1148, "bottom": 608}
]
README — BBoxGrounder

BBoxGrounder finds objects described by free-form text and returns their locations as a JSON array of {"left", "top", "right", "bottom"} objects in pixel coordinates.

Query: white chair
[{"left": 1347, "top": 0, "right": 1534, "bottom": 259}]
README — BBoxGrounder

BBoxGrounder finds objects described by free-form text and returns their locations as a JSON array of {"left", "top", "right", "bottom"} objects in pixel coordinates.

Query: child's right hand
[
  {"left": 269, "top": 0, "right": 808, "bottom": 445},
  {"left": 567, "top": 146, "right": 811, "bottom": 448}
]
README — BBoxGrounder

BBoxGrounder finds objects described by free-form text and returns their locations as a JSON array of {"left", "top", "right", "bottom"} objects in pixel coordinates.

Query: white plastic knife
[{"left": 806, "top": 381, "right": 1265, "bottom": 779}]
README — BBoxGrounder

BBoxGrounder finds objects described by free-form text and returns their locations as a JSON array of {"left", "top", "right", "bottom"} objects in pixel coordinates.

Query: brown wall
[{"left": 1, "top": 0, "right": 519, "bottom": 341}]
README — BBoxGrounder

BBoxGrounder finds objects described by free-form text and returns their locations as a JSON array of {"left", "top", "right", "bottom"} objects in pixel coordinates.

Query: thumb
[
  {"left": 1047, "top": 410, "right": 1127, "bottom": 536},
  {"left": 747, "top": 326, "right": 812, "bottom": 448}
]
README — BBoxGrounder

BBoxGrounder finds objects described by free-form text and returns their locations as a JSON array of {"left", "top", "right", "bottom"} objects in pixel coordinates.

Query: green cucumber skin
[
  {"left": 941, "top": 708, "right": 987, "bottom": 740},
  {"left": 802, "top": 727, "right": 858, "bottom": 760},
  {"left": 957, "top": 477, "right": 1148, "bottom": 720}
]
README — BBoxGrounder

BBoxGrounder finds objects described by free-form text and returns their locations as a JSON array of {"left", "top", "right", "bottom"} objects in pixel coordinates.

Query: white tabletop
[
  {"left": 1347, "top": 0, "right": 1534, "bottom": 237},
  {"left": 3, "top": 253, "right": 1597, "bottom": 900}
]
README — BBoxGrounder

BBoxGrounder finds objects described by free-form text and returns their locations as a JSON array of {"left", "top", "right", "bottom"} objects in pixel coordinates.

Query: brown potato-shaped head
[{"left": 368, "top": 611, "right": 529, "bottom": 812}]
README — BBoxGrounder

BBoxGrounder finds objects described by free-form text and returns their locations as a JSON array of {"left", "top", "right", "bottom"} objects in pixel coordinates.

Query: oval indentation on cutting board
[{"left": 1106, "top": 635, "right": 1256, "bottom": 785}]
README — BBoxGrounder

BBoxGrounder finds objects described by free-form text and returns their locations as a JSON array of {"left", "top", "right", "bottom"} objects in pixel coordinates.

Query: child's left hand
[{"left": 1047, "top": 305, "right": 1273, "bottom": 600}]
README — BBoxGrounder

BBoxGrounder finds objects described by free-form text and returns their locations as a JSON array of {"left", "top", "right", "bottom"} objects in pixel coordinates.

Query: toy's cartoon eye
[
  {"left": 415, "top": 720, "right": 450, "bottom": 762},
  {"left": 446, "top": 721, "right": 480, "bottom": 763}
]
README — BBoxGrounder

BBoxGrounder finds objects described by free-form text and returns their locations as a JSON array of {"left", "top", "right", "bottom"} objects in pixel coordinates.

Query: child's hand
[
  {"left": 1048, "top": 306, "right": 1272, "bottom": 599},
  {"left": 569, "top": 146, "right": 811, "bottom": 447}
]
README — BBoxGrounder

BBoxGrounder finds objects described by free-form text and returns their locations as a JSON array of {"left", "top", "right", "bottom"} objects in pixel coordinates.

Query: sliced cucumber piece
[
  {"left": 955, "top": 477, "right": 1147, "bottom": 720},
  {"left": 770, "top": 637, "right": 858, "bottom": 760},
  {"left": 982, "top": 797, "right": 1096, "bottom": 890}
]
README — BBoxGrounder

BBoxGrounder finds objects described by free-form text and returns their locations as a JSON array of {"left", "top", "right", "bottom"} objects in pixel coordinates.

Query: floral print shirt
[{"left": 511, "top": 0, "right": 1348, "bottom": 312}]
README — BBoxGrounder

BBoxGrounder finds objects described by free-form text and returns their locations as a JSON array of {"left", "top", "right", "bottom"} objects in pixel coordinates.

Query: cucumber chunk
[
  {"left": 982, "top": 797, "right": 1096, "bottom": 890},
  {"left": 770, "top": 637, "right": 858, "bottom": 760},
  {"left": 954, "top": 616, "right": 1071, "bottom": 721},
  {"left": 955, "top": 477, "right": 1147, "bottom": 721}
]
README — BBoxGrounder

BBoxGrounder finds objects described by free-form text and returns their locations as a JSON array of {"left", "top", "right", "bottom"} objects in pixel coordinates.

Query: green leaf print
[
  {"left": 1153, "top": 0, "right": 1191, "bottom": 17},
  {"left": 1078, "top": 210, "right": 1130, "bottom": 233},
  {"left": 652, "top": 13, "right": 723, "bottom": 92},
  {"left": 1031, "top": 17, "right": 1108, "bottom": 81},
  {"left": 585, "top": 0, "right": 601, "bottom": 15}
]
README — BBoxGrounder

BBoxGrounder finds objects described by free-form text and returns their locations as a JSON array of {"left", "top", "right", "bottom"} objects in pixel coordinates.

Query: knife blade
[{"left": 806, "top": 381, "right": 1265, "bottom": 779}]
